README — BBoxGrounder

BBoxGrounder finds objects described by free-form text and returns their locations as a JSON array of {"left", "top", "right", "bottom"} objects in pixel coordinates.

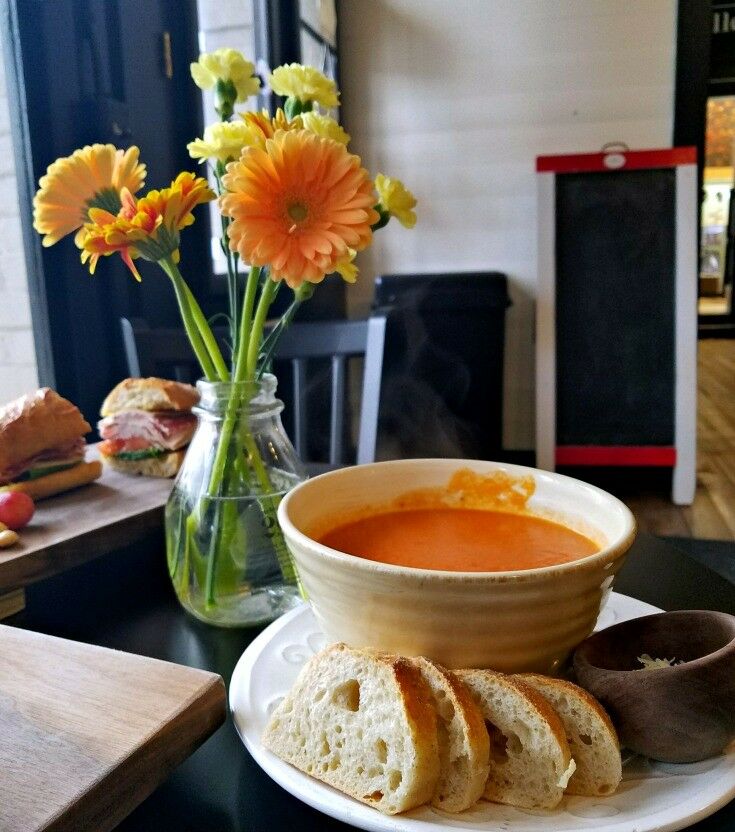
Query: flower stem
[
  {"left": 247, "top": 278, "right": 279, "bottom": 378},
  {"left": 179, "top": 276, "right": 231, "bottom": 381},
  {"left": 256, "top": 283, "right": 313, "bottom": 379},
  {"left": 160, "top": 258, "right": 218, "bottom": 381}
]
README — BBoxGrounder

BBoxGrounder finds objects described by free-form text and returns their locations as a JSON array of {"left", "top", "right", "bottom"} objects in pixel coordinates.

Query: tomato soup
[{"left": 319, "top": 508, "right": 599, "bottom": 572}]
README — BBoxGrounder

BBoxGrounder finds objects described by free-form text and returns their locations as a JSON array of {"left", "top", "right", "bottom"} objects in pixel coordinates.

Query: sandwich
[
  {"left": 0, "top": 387, "right": 102, "bottom": 499},
  {"left": 98, "top": 377, "right": 199, "bottom": 477}
]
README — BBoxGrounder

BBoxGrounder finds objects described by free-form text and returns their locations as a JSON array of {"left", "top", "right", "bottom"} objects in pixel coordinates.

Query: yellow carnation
[
  {"left": 334, "top": 249, "right": 358, "bottom": 283},
  {"left": 190, "top": 48, "right": 260, "bottom": 102},
  {"left": 301, "top": 111, "right": 350, "bottom": 145},
  {"left": 268, "top": 63, "right": 339, "bottom": 108},
  {"left": 187, "top": 121, "right": 261, "bottom": 163},
  {"left": 375, "top": 174, "right": 417, "bottom": 229}
]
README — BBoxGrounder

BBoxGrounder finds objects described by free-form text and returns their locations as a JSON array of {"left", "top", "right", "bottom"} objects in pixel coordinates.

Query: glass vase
[{"left": 165, "top": 374, "right": 307, "bottom": 627}]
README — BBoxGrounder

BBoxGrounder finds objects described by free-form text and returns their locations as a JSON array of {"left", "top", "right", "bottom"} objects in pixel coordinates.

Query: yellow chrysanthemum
[
  {"left": 220, "top": 130, "right": 377, "bottom": 287},
  {"left": 375, "top": 173, "right": 417, "bottom": 229},
  {"left": 268, "top": 64, "right": 339, "bottom": 109},
  {"left": 301, "top": 111, "right": 350, "bottom": 145},
  {"left": 190, "top": 48, "right": 260, "bottom": 102},
  {"left": 79, "top": 172, "right": 215, "bottom": 280},
  {"left": 334, "top": 248, "right": 358, "bottom": 283},
  {"left": 239, "top": 108, "right": 303, "bottom": 148},
  {"left": 33, "top": 144, "right": 145, "bottom": 247},
  {"left": 188, "top": 121, "right": 262, "bottom": 163}
]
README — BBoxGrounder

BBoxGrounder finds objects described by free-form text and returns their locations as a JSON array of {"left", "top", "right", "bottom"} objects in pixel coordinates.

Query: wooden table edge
[
  {"left": 44, "top": 673, "right": 226, "bottom": 832},
  {"left": 0, "top": 504, "right": 164, "bottom": 593}
]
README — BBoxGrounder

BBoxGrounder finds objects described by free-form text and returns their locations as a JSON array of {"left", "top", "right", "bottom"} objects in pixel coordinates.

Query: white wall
[
  {"left": 339, "top": 0, "right": 677, "bottom": 449},
  {"left": 0, "top": 55, "right": 38, "bottom": 402}
]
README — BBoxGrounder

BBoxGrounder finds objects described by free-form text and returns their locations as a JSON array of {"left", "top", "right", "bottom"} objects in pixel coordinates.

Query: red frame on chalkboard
[
  {"left": 555, "top": 446, "right": 677, "bottom": 467},
  {"left": 536, "top": 147, "right": 697, "bottom": 174}
]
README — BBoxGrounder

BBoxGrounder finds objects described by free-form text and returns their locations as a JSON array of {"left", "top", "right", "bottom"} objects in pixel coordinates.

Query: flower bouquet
[{"left": 32, "top": 49, "right": 416, "bottom": 626}]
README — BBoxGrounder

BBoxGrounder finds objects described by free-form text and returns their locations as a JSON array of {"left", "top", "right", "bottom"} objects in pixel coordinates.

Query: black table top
[{"left": 10, "top": 532, "right": 735, "bottom": 832}]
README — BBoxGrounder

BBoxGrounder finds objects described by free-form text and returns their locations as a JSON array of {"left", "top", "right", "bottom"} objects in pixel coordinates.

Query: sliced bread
[
  {"left": 517, "top": 674, "right": 622, "bottom": 797},
  {"left": 408, "top": 656, "right": 490, "bottom": 812},
  {"left": 262, "top": 643, "right": 440, "bottom": 815},
  {"left": 454, "top": 670, "right": 575, "bottom": 810}
]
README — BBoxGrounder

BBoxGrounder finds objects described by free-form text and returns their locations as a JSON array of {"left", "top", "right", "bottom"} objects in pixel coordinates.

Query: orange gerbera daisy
[
  {"left": 220, "top": 130, "right": 378, "bottom": 286},
  {"left": 79, "top": 172, "right": 214, "bottom": 279},
  {"left": 33, "top": 144, "right": 145, "bottom": 247}
]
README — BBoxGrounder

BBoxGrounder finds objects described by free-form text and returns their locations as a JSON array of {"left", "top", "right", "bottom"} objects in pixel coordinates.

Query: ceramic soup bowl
[{"left": 278, "top": 459, "right": 636, "bottom": 672}]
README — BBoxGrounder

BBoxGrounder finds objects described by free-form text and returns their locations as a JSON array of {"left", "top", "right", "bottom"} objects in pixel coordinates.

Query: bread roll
[
  {"left": 0, "top": 389, "right": 90, "bottom": 474},
  {"left": 101, "top": 378, "right": 199, "bottom": 416}
]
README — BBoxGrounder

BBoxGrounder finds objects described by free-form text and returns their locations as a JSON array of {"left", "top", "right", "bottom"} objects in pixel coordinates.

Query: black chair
[{"left": 120, "top": 316, "right": 386, "bottom": 465}]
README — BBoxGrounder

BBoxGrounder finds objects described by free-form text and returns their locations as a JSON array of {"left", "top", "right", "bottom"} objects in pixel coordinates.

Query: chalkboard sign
[
  {"left": 536, "top": 147, "right": 698, "bottom": 504},
  {"left": 555, "top": 169, "right": 676, "bottom": 446}
]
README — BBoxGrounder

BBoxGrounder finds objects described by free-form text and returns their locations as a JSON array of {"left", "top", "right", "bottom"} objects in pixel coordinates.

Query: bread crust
[
  {"left": 262, "top": 643, "right": 441, "bottom": 814},
  {"left": 517, "top": 674, "right": 622, "bottom": 797},
  {"left": 100, "top": 377, "right": 199, "bottom": 416},
  {"left": 100, "top": 449, "right": 185, "bottom": 478},
  {"left": 0, "top": 460, "right": 101, "bottom": 500},
  {"left": 408, "top": 656, "right": 490, "bottom": 812},
  {"left": 455, "top": 669, "right": 574, "bottom": 809},
  {"left": 505, "top": 676, "right": 572, "bottom": 760},
  {"left": 518, "top": 674, "right": 619, "bottom": 741},
  {"left": 0, "top": 388, "right": 91, "bottom": 473}
]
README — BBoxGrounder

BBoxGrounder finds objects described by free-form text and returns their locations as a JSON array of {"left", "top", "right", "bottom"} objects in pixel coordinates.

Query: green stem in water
[{"left": 201, "top": 267, "right": 264, "bottom": 607}]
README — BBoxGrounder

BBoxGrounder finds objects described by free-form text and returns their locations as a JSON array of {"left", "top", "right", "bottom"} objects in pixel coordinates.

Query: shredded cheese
[{"left": 637, "top": 653, "right": 682, "bottom": 670}]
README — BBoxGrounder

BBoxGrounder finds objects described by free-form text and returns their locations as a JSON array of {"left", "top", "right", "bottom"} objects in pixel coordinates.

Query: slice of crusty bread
[
  {"left": 517, "top": 674, "right": 622, "bottom": 797},
  {"left": 262, "top": 643, "right": 440, "bottom": 815},
  {"left": 408, "top": 657, "right": 490, "bottom": 812},
  {"left": 455, "top": 670, "right": 575, "bottom": 810},
  {"left": 0, "top": 388, "right": 90, "bottom": 474},
  {"left": 100, "top": 449, "right": 185, "bottom": 478},
  {"left": 100, "top": 377, "right": 199, "bottom": 416}
]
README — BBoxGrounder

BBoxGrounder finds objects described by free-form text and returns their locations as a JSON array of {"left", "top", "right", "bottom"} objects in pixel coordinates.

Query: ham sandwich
[
  {"left": 0, "top": 389, "right": 92, "bottom": 485},
  {"left": 97, "top": 377, "right": 199, "bottom": 477}
]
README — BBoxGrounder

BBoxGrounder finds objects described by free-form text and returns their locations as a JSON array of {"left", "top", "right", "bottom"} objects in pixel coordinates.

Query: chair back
[{"left": 120, "top": 316, "right": 386, "bottom": 465}]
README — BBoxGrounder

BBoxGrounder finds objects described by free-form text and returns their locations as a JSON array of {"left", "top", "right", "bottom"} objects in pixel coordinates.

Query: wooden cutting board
[
  {"left": 0, "top": 445, "right": 172, "bottom": 594},
  {"left": 0, "top": 625, "right": 226, "bottom": 832}
]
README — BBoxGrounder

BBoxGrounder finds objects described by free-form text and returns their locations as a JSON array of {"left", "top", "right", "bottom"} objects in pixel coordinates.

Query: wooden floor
[{"left": 624, "top": 339, "right": 735, "bottom": 540}]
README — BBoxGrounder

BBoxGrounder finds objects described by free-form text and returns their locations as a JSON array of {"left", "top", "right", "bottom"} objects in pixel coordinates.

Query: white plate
[{"left": 230, "top": 593, "right": 735, "bottom": 832}]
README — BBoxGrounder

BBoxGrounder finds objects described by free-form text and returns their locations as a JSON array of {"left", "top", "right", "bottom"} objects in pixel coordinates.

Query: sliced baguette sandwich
[
  {"left": 454, "top": 669, "right": 575, "bottom": 810},
  {"left": 407, "top": 656, "right": 490, "bottom": 813},
  {"left": 98, "top": 377, "right": 199, "bottom": 477},
  {"left": 517, "top": 674, "right": 622, "bottom": 797},
  {"left": 0, "top": 388, "right": 101, "bottom": 499},
  {"left": 262, "top": 643, "right": 440, "bottom": 815}
]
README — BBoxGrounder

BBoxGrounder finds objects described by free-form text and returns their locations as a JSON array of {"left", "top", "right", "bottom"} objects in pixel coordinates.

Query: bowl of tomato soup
[{"left": 278, "top": 459, "right": 636, "bottom": 672}]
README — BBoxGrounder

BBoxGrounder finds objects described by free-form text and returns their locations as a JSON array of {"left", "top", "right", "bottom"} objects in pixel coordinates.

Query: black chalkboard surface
[{"left": 555, "top": 168, "right": 676, "bottom": 446}]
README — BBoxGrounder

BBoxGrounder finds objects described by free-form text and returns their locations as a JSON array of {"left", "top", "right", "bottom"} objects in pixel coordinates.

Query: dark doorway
[
  {"left": 2, "top": 0, "right": 210, "bottom": 423},
  {"left": 675, "top": 0, "right": 735, "bottom": 336}
]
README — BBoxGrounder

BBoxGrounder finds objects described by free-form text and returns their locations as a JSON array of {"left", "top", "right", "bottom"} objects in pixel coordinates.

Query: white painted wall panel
[{"left": 339, "top": 0, "right": 677, "bottom": 449}]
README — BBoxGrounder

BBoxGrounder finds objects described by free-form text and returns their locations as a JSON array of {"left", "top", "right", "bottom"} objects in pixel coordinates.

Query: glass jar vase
[{"left": 165, "top": 374, "right": 307, "bottom": 627}]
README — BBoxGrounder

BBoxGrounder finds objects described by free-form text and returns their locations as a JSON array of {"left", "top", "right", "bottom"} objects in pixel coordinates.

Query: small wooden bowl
[{"left": 573, "top": 609, "right": 735, "bottom": 763}]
